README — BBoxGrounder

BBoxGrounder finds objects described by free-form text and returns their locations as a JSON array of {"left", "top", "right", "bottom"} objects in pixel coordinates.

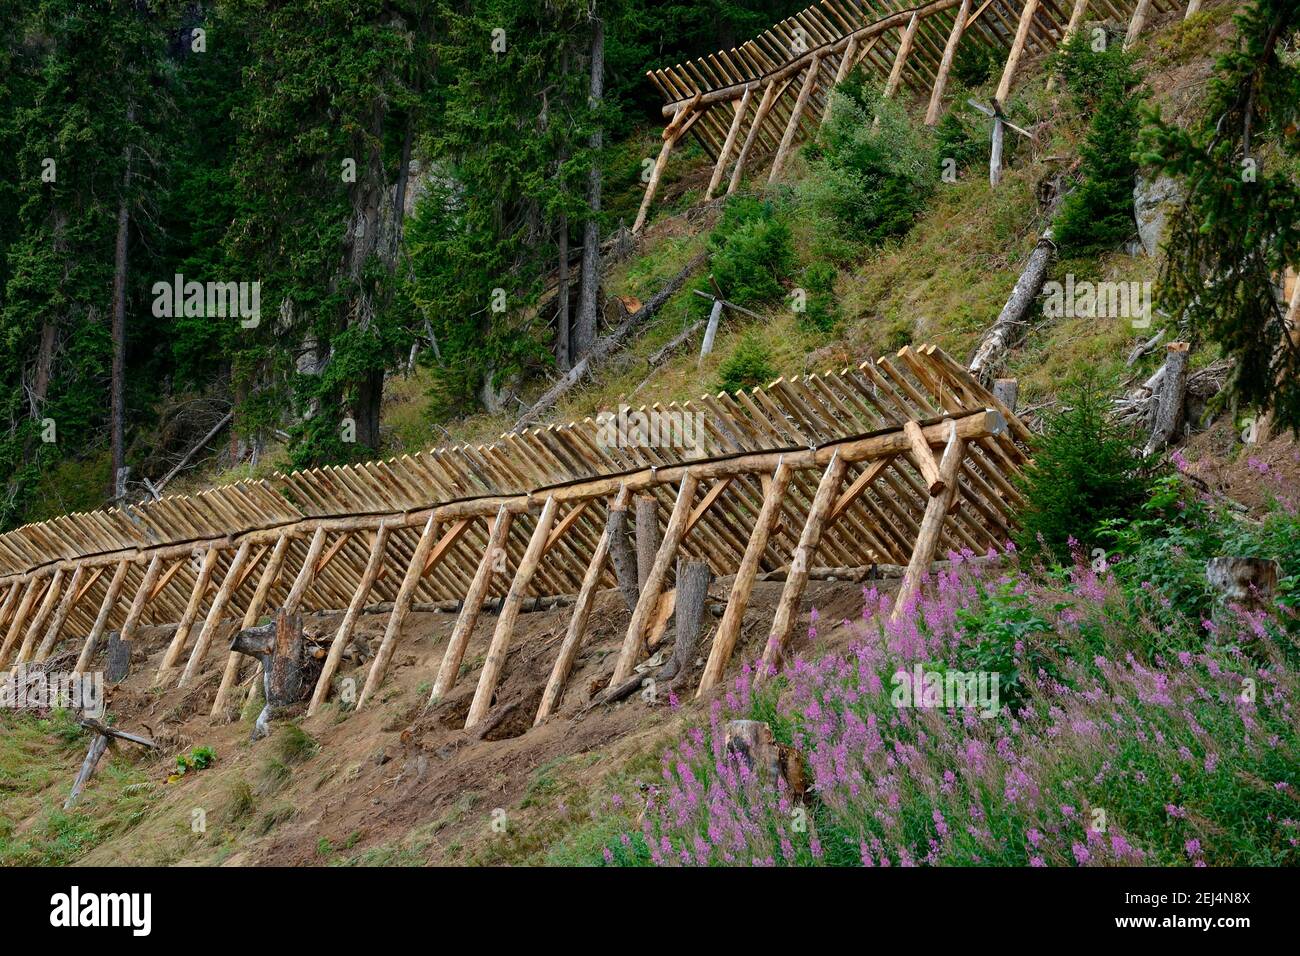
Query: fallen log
[
  {"left": 512, "top": 251, "right": 707, "bottom": 431},
  {"left": 65, "top": 716, "right": 156, "bottom": 810}
]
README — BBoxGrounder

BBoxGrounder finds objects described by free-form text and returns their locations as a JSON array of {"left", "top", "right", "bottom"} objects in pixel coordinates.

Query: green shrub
[
  {"left": 796, "top": 261, "right": 840, "bottom": 333},
  {"left": 701, "top": 197, "right": 794, "bottom": 309},
  {"left": 1050, "top": 34, "right": 1145, "bottom": 254},
  {"left": 717, "top": 334, "right": 776, "bottom": 394},
  {"left": 952, "top": 40, "right": 1002, "bottom": 89},
  {"left": 934, "top": 109, "right": 986, "bottom": 176},
  {"left": 1014, "top": 378, "right": 1155, "bottom": 563},
  {"left": 801, "top": 79, "right": 937, "bottom": 256}
]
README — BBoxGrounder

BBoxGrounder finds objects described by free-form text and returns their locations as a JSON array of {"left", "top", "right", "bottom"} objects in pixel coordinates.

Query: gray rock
[{"left": 1134, "top": 173, "right": 1183, "bottom": 258}]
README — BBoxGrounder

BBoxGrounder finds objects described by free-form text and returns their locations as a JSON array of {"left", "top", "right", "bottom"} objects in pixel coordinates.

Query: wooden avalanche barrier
[
  {"left": 633, "top": 0, "right": 1190, "bottom": 230},
  {"left": 0, "top": 346, "right": 1030, "bottom": 722}
]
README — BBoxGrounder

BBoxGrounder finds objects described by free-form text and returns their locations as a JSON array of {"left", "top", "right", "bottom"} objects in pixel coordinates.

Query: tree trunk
[
  {"left": 109, "top": 111, "right": 134, "bottom": 502},
  {"left": 635, "top": 495, "right": 660, "bottom": 592},
  {"left": 607, "top": 501, "right": 639, "bottom": 612},
  {"left": 556, "top": 216, "right": 571, "bottom": 371},
  {"left": 354, "top": 366, "right": 384, "bottom": 452},
  {"left": 573, "top": 13, "right": 605, "bottom": 360}
]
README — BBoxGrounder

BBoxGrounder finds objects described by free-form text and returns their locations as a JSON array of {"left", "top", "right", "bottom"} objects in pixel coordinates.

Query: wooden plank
[
  {"left": 995, "top": 0, "right": 1040, "bottom": 104},
  {"left": 156, "top": 548, "right": 220, "bottom": 680}
]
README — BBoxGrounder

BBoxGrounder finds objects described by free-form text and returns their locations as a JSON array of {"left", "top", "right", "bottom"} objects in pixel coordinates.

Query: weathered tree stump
[
  {"left": 992, "top": 377, "right": 1019, "bottom": 413},
  {"left": 607, "top": 503, "right": 640, "bottom": 613},
  {"left": 1143, "top": 342, "right": 1190, "bottom": 457},
  {"left": 229, "top": 609, "right": 305, "bottom": 740},
  {"left": 1206, "top": 557, "right": 1281, "bottom": 610},
  {"left": 723, "top": 719, "right": 807, "bottom": 798},
  {"left": 104, "top": 631, "right": 130, "bottom": 684}
]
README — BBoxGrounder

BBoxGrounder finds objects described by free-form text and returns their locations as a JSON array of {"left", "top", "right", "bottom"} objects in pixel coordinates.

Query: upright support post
[
  {"left": 1184, "top": 0, "right": 1202, "bottom": 18},
  {"left": 308, "top": 523, "right": 391, "bottom": 716},
  {"left": 1125, "top": 0, "right": 1153, "bottom": 49},
  {"left": 610, "top": 472, "right": 699, "bottom": 686},
  {"left": 0, "top": 581, "right": 20, "bottom": 637},
  {"left": 430, "top": 506, "right": 514, "bottom": 703},
  {"left": 760, "top": 452, "right": 846, "bottom": 678},
  {"left": 12, "top": 568, "right": 66, "bottom": 670},
  {"left": 883, "top": 14, "right": 920, "bottom": 99},
  {"left": 34, "top": 564, "right": 86, "bottom": 662},
  {"left": 698, "top": 460, "right": 792, "bottom": 696},
  {"left": 465, "top": 497, "right": 559, "bottom": 729},
  {"left": 156, "top": 548, "right": 219, "bottom": 680},
  {"left": 728, "top": 80, "right": 778, "bottom": 195},
  {"left": 1046, "top": 0, "right": 1089, "bottom": 93},
  {"left": 890, "top": 429, "right": 967, "bottom": 623},
  {"left": 74, "top": 560, "right": 129, "bottom": 674},
  {"left": 632, "top": 96, "right": 699, "bottom": 234},
  {"left": 537, "top": 486, "right": 629, "bottom": 724},
  {"left": 0, "top": 577, "right": 46, "bottom": 670},
  {"left": 358, "top": 517, "right": 440, "bottom": 711},
  {"left": 179, "top": 541, "right": 253, "bottom": 687},
  {"left": 210, "top": 533, "right": 292, "bottom": 716},
  {"left": 990, "top": 114, "right": 1005, "bottom": 187},
  {"left": 995, "top": 0, "right": 1040, "bottom": 105},
  {"left": 705, "top": 86, "right": 753, "bottom": 200},
  {"left": 768, "top": 55, "right": 820, "bottom": 184},
  {"left": 820, "top": 36, "right": 859, "bottom": 129},
  {"left": 926, "top": 0, "right": 972, "bottom": 125}
]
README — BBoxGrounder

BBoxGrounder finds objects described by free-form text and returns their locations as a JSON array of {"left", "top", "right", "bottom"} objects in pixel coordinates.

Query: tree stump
[
  {"left": 723, "top": 719, "right": 807, "bottom": 798},
  {"left": 1206, "top": 557, "right": 1281, "bottom": 610},
  {"left": 104, "top": 631, "right": 130, "bottom": 683},
  {"left": 229, "top": 609, "right": 304, "bottom": 740}
]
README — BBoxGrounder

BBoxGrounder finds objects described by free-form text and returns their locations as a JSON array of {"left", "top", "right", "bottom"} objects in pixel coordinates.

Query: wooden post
[
  {"left": 65, "top": 733, "right": 109, "bottom": 810},
  {"left": 465, "top": 497, "right": 559, "bottom": 729},
  {"left": 989, "top": 114, "right": 1004, "bottom": 187},
  {"left": 109, "top": 555, "right": 165, "bottom": 663},
  {"left": 890, "top": 431, "right": 967, "bottom": 623},
  {"left": 1046, "top": 0, "right": 1089, "bottom": 93},
  {"left": 699, "top": 297, "right": 725, "bottom": 360},
  {"left": 992, "top": 378, "right": 1019, "bottom": 413},
  {"left": 768, "top": 55, "right": 820, "bottom": 183},
  {"left": 537, "top": 487, "right": 629, "bottom": 724},
  {"left": 0, "top": 581, "right": 20, "bottom": 641},
  {"left": 1125, "top": 0, "right": 1153, "bottom": 49},
  {"left": 11, "top": 569, "right": 65, "bottom": 670},
  {"left": 74, "top": 560, "right": 129, "bottom": 674},
  {"left": 632, "top": 96, "right": 699, "bottom": 234},
  {"left": 357, "top": 515, "right": 440, "bottom": 710},
  {"left": 210, "top": 533, "right": 291, "bottom": 716},
  {"left": 883, "top": 14, "right": 919, "bottom": 99},
  {"left": 698, "top": 459, "right": 792, "bottom": 695},
  {"left": 820, "top": 36, "right": 859, "bottom": 129},
  {"left": 1184, "top": 0, "right": 1202, "bottom": 18},
  {"left": 34, "top": 563, "right": 86, "bottom": 662},
  {"left": 995, "top": 0, "right": 1039, "bottom": 106},
  {"left": 179, "top": 541, "right": 253, "bottom": 687},
  {"left": 926, "top": 0, "right": 972, "bottom": 125},
  {"left": 430, "top": 506, "right": 514, "bottom": 703},
  {"left": 904, "top": 420, "right": 947, "bottom": 497},
  {"left": 156, "top": 548, "right": 219, "bottom": 681},
  {"left": 308, "top": 523, "right": 390, "bottom": 716},
  {"left": 705, "top": 86, "right": 753, "bottom": 200},
  {"left": 610, "top": 472, "right": 699, "bottom": 685},
  {"left": 759, "top": 452, "right": 847, "bottom": 678},
  {"left": 728, "top": 80, "right": 778, "bottom": 195}
]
